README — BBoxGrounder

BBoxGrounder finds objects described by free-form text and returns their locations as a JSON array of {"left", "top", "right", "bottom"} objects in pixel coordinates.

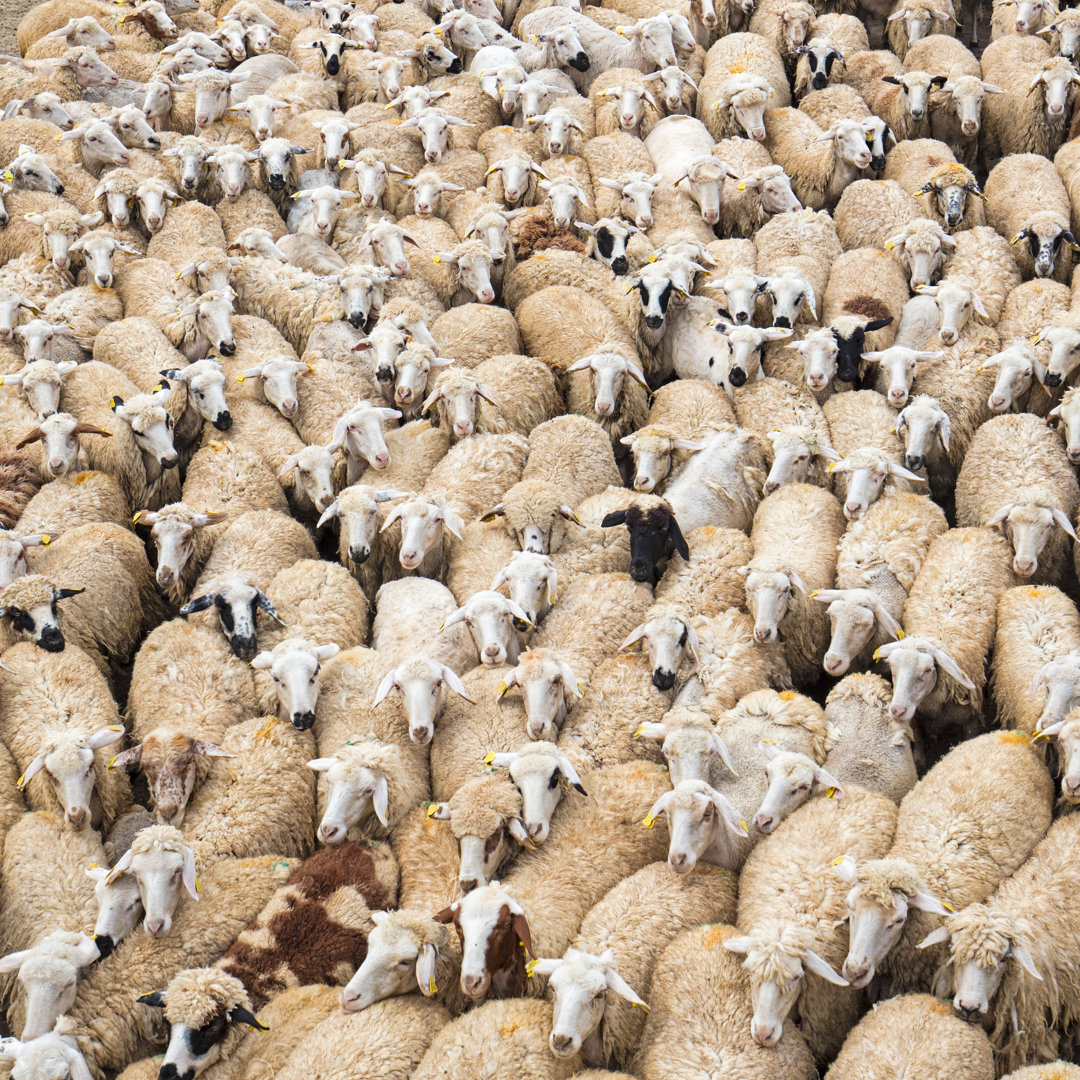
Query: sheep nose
[
  {"left": 349, "top": 546, "right": 370, "bottom": 563},
  {"left": 459, "top": 878, "right": 480, "bottom": 894},
  {"left": 291, "top": 711, "right": 316, "bottom": 730},
  {"left": 961, "top": 121, "right": 977, "bottom": 135},
  {"left": 905, "top": 455, "right": 924, "bottom": 470},
  {"left": 66, "top": 807, "right": 89, "bottom": 829},
  {"left": 49, "top": 458, "right": 66, "bottom": 473},
  {"left": 461, "top": 973, "right": 485, "bottom": 995},
  {"left": 280, "top": 399, "right": 298, "bottom": 415},
  {"left": 754, "top": 813, "right": 776, "bottom": 833},
  {"left": 763, "top": 480, "right": 779, "bottom": 495},
  {"left": 669, "top": 852, "right": 690, "bottom": 873},
  {"left": 1065, "top": 775, "right": 1080, "bottom": 794},
  {"left": 845, "top": 502, "right": 863, "bottom": 519},
  {"left": 410, "top": 727, "right": 431, "bottom": 743},
  {"left": 752, "top": 1023, "right": 778, "bottom": 1046},
  {"left": 319, "top": 823, "right": 343, "bottom": 843},
  {"left": 1069, "top": 448, "right": 1080, "bottom": 464},
  {"left": 824, "top": 653, "right": 844, "bottom": 674},
  {"left": 955, "top": 999, "right": 981, "bottom": 1020},
  {"left": 340, "top": 989, "right": 361, "bottom": 1011},
  {"left": 374, "top": 453, "right": 390, "bottom": 468},
  {"left": 527, "top": 822, "right": 543, "bottom": 838},
  {"left": 753, "top": 626, "right": 774, "bottom": 643},
  {"left": 910, "top": 109, "right": 924, "bottom": 121},
  {"left": 843, "top": 959, "right": 870, "bottom": 985},
  {"left": 550, "top": 1034, "right": 574, "bottom": 1056},
  {"left": 890, "top": 703, "right": 910, "bottom": 723},
  {"left": 161, "top": 453, "right": 179, "bottom": 470},
  {"left": 483, "top": 644, "right": 503, "bottom": 660},
  {"left": 940, "top": 330, "right": 956, "bottom": 344},
  {"left": 144, "top": 918, "right": 165, "bottom": 937},
  {"left": 1014, "top": 557, "right": 1036, "bottom": 577},
  {"left": 157, "top": 566, "right": 175, "bottom": 586},
  {"left": 1046, "top": 372, "right": 1063, "bottom": 387},
  {"left": 634, "top": 476, "right": 651, "bottom": 491}
]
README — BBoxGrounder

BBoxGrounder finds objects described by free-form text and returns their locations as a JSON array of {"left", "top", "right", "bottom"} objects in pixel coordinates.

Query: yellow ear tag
[
  {"left": 428, "top": 977, "right": 437, "bottom": 993},
  {"left": 647, "top": 254, "right": 657, "bottom": 263},
  {"left": 525, "top": 959, "right": 540, "bottom": 977},
  {"left": 872, "top": 648, "right": 882, "bottom": 660},
  {"left": 913, "top": 189, "right": 923, "bottom": 197},
  {"left": 942, "top": 900, "right": 954, "bottom": 912},
  {"left": 1031, "top": 334, "right": 1041, "bottom": 345},
  {"left": 1010, "top": 233, "right": 1022, "bottom": 246},
  {"left": 642, "top": 812, "right": 656, "bottom": 829},
  {"left": 826, "top": 787, "right": 836, "bottom": 798},
  {"left": 740, "top": 819, "right": 748, "bottom": 832},
  {"left": 433, "top": 254, "right": 441, "bottom": 264},
  {"left": 496, "top": 680, "right": 507, "bottom": 695},
  {"left": 237, "top": 374, "right": 246, "bottom": 382},
  {"left": 896, "top": 628, "right": 905, "bottom": 640},
  {"left": 16, "top": 774, "right": 25, "bottom": 790},
  {"left": 809, "top": 589, "right": 820, "bottom": 598},
  {"left": 483, "top": 751, "right": 496, "bottom": 765},
  {"left": 426, "top": 803, "right": 438, "bottom": 818},
  {"left": 108, "top": 755, "right": 118, "bottom": 771},
  {"left": 828, "top": 461, "right": 837, "bottom": 472},
  {"left": 762, "top": 738, "right": 776, "bottom": 744},
  {"left": 884, "top": 239, "right": 894, "bottom": 250},
  {"left": 830, "top": 855, "right": 845, "bottom": 866},
  {"left": 40, "top": 534, "right": 51, "bottom": 546},
  {"left": 109, "top": 397, "right": 117, "bottom": 408},
  {"left": 633, "top": 724, "right": 645, "bottom": 739},
  {"left": 195, "top": 878, "right": 200, "bottom": 894}
]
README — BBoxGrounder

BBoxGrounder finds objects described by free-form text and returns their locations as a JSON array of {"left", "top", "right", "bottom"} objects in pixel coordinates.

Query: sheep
[
  {"left": 825, "top": 491, "right": 948, "bottom": 675},
  {"left": 955, "top": 413, "right": 1080, "bottom": 582},
  {"left": 635, "top": 923, "right": 817, "bottom": 1080},
  {"left": 741, "top": 483, "right": 846, "bottom": 687},
  {"left": 922, "top": 811, "right": 1080, "bottom": 1075},
  {"left": 886, "top": 0, "right": 957, "bottom": 62},
  {"left": 991, "top": 0, "right": 1059, "bottom": 39},
  {"left": 6, "top": 521, "right": 163, "bottom": 684},
  {"left": 749, "top": 0, "right": 817, "bottom": 67},
  {"left": 697, "top": 32, "right": 791, "bottom": 142},
  {"left": 727, "top": 787, "right": 898, "bottom": 1063},
  {"left": 762, "top": 107, "right": 871, "bottom": 210},
  {"left": 0, "top": 641, "right": 130, "bottom": 831},
  {"left": 822, "top": 247, "right": 908, "bottom": 381},
  {"left": 981, "top": 34, "right": 1078, "bottom": 161},
  {"left": 824, "top": 994, "right": 994, "bottom": 1080},
  {"left": 986, "top": 152, "right": 1077, "bottom": 281},
  {"left": 57, "top": 855, "right": 297, "bottom": 1080},
  {"left": 658, "top": 424, "right": 767, "bottom": 537},
  {"left": 534, "top": 861, "right": 736, "bottom": 1069},
  {"left": 754, "top": 208, "right": 842, "bottom": 328},
  {"left": 837, "top": 730, "right": 1052, "bottom": 1002},
  {"left": 410, "top": 998, "right": 580, "bottom": 1078},
  {"left": 833, "top": 179, "right": 921, "bottom": 257},
  {"left": 991, "top": 585, "right": 1080, "bottom": 740},
  {"left": 883, "top": 140, "right": 985, "bottom": 231}
]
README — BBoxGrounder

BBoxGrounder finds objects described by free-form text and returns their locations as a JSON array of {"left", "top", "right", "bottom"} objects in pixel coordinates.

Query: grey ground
[{"left": 1, "top": 0, "right": 37, "bottom": 55}]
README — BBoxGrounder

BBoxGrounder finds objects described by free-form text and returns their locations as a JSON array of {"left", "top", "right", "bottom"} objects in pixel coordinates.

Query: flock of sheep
[{"left": 3, "top": 0, "right": 1080, "bottom": 1076}]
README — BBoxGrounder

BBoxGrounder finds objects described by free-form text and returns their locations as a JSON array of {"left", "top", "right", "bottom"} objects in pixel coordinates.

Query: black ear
[
  {"left": 137, "top": 991, "right": 166, "bottom": 1008},
  {"left": 881, "top": 76, "right": 900, "bottom": 85},
  {"left": 55, "top": 587, "right": 85, "bottom": 599},
  {"left": 229, "top": 1006, "right": 268, "bottom": 1031},
  {"left": 865, "top": 316, "right": 894, "bottom": 332},
  {"left": 109, "top": 396, "right": 124, "bottom": 411},
  {"left": 601, "top": 511, "right": 627, "bottom": 528},
  {"left": 668, "top": 514, "right": 689, "bottom": 561},
  {"left": 160, "top": 369, "right": 181, "bottom": 379},
  {"left": 180, "top": 594, "right": 215, "bottom": 616},
  {"left": 930, "top": 75, "right": 948, "bottom": 88}
]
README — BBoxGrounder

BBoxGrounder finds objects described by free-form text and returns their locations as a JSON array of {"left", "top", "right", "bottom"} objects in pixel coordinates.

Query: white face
[
  {"left": 743, "top": 570, "right": 794, "bottom": 644},
  {"left": 90, "top": 870, "right": 144, "bottom": 953},
  {"left": 841, "top": 461, "right": 888, "bottom": 520},
  {"left": 43, "top": 742, "right": 98, "bottom": 829},
  {"left": 316, "top": 761, "right": 382, "bottom": 843},
  {"left": 884, "top": 644, "right": 938, "bottom": 726},
  {"left": 843, "top": 891, "right": 909, "bottom": 987},
  {"left": 823, "top": 597, "right": 877, "bottom": 674},
  {"left": 130, "top": 847, "right": 189, "bottom": 938},
  {"left": 753, "top": 754, "right": 817, "bottom": 833},
  {"left": 509, "top": 758, "right": 563, "bottom": 842},
  {"left": 341, "top": 921, "right": 422, "bottom": 1011},
  {"left": 265, "top": 645, "right": 324, "bottom": 729},
  {"left": 548, "top": 960, "right": 607, "bottom": 1057}
]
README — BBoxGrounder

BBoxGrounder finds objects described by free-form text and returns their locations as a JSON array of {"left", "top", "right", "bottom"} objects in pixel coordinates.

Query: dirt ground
[{"left": 1, "top": 0, "right": 37, "bottom": 54}]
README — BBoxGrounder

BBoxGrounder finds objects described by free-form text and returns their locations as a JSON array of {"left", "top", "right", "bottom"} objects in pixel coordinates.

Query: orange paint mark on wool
[
  {"left": 701, "top": 924, "right": 734, "bottom": 949},
  {"left": 727, "top": 64, "right": 745, "bottom": 73},
  {"left": 998, "top": 731, "right": 1032, "bottom": 746},
  {"left": 779, "top": 690, "right": 797, "bottom": 701},
  {"left": 74, "top": 472, "right": 93, "bottom": 485}
]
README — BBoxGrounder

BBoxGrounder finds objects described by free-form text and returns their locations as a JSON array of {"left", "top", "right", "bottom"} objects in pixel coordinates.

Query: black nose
[
  {"left": 774, "top": 315, "right": 791, "bottom": 328},
  {"left": 39, "top": 627, "right": 65, "bottom": 651},
  {"left": 218, "top": 342, "right": 235, "bottom": 356},
  {"left": 652, "top": 669, "right": 675, "bottom": 691},
  {"left": 162, "top": 455, "right": 179, "bottom": 470},
  {"left": 1046, "top": 372, "right": 1063, "bottom": 387},
  {"left": 946, "top": 212, "right": 961, "bottom": 226},
  {"left": 837, "top": 361, "right": 858, "bottom": 383},
  {"left": 349, "top": 547, "right": 370, "bottom": 564},
  {"left": 348, "top": 313, "right": 365, "bottom": 328},
  {"left": 182, "top": 178, "right": 195, "bottom": 189},
  {"left": 376, "top": 366, "right": 393, "bottom": 383},
  {"left": 812, "top": 73, "right": 827, "bottom": 89},
  {"left": 871, "top": 156, "right": 885, "bottom": 171},
  {"left": 0, "top": 214, "right": 8, "bottom": 226},
  {"left": 735, "top": 311, "right": 749, "bottom": 323},
  {"left": 645, "top": 315, "right": 663, "bottom": 329},
  {"left": 629, "top": 562, "right": 652, "bottom": 583},
  {"left": 148, "top": 138, "right": 161, "bottom": 149},
  {"left": 158, "top": 1066, "right": 179, "bottom": 1080},
  {"left": 213, "top": 411, "right": 232, "bottom": 430},
  {"left": 94, "top": 934, "right": 115, "bottom": 959},
  {"left": 269, "top": 175, "right": 286, "bottom": 190},
  {"left": 729, "top": 366, "right": 747, "bottom": 387},
  {"left": 230, "top": 634, "right": 257, "bottom": 660},
  {"left": 906, "top": 455, "right": 925, "bottom": 470},
  {"left": 611, "top": 256, "right": 628, "bottom": 275},
  {"left": 326, "top": 56, "right": 340, "bottom": 75},
  {"left": 448, "top": 58, "right": 463, "bottom": 73},
  {"left": 571, "top": 52, "right": 590, "bottom": 70},
  {"left": 292, "top": 711, "right": 316, "bottom": 730},
  {"left": 55, "top": 183, "right": 65, "bottom": 194}
]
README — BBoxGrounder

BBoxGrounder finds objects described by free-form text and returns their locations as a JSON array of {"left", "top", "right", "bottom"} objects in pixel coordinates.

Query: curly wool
[
  {"left": 128, "top": 824, "right": 191, "bottom": 860},
  {"left": 163, "top": 968, "right": 251, "bottom": 1028},
  {"left": 943, "top": 904, "right": 1013, "bottom": 971},
  {"left": 330, "top": 738, "right": 404, "bottom": 785},
  {"left": 0, "top": 573, "right": 57, "bottom": 611},
  {"left": 825, "top": 672, "right": 893, "bottom": 712},
  {"left": 447, "top": 772, "right": 522, "bottom": 840},
  {"left": 728, "top": 689, "right": 837, "bottom": 763},
  {"left": 378, "top": 909, "right": 452, "bottom": 953},
  {"left": 854, "top": 857, "right": 927, "bottom": 911},
  {"left": 740, "top": 921, "right": 817, "bottom": 988}
]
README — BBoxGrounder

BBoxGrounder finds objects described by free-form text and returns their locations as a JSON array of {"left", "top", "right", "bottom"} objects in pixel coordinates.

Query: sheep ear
[
  {"left": 723, "top": 936, "right": 753, "bottom": 955},
  {"left": 480, "top": 502, "right": 505, "bottom": 522},
  {"left": 916, "top": 926, "right": 951, "bottom": 949},
  {"left": 760, "top": 739, "right": 781, "bottom": 761},
  {"left": 0, "top": 949, "right": 31, "bottom": 974},
  {"left": 1052, "top": 508, "right": 1078, "bottom": 540},
  {"left": 712, "top": 789, "right": 748, "bottom": 836},
  {"left": 371, "top": 773, "right": 390, "bottom": 826},
  {"left": 832, "top": 853, "right": 858, "bottom": 883},
  {"left": 440, "top": 665, "right": 474, "bottom": 703},
  {"left": 1012, "top": 944, "right": 1042, "bottom": 980},
  {"left": 910, "top": 890, "right": 951, "bottom": 915},
  {"left": 250, "top": 651, "right": 273, "bottom": 671},
  {"left": 372, "top": 667, "right": 399, "bottom": 708},
  {"left": 605, "top": 968, "right": 648, "bottom": 1009},
  {"left": 87, "top": 725, "right": 125, "bottom": 751},
  {"left": 229, "top": 1006, "right": 268, "bottom": 1032},
  {"left": 182, "top": 846, "right": 199, "bottom": 899},
  {"left": 416, "top": 943, "right": 438, "bottom": 995},
  {"left": 803, "top": 950, "right": 848, "bottom": 986},
  {"left": 929, "top": 644, "right": 976, "bottom": 690},
  {"left": 104, "top": 848, "right": 133, "bottom": 885},
  {"left": 136, "top": 991, "right": 167, "bottom": 1008},
  {"left": 316, "top": 501, "right": 339, "bottom": 528},
  {"left": 634, "top": 722, "right": 667, "bottom": 742},
  {"left": 710, "top": 731, "right": 737, "bottom": 777},
  {"left": 307, "top": 758, "right": 336, "bottom": 773},
  {"left": 619, "top": 623, "right": 647, "bottom": 652},
  {"left": 813, "top": 765, "right": 844, "bottom": 798}
]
